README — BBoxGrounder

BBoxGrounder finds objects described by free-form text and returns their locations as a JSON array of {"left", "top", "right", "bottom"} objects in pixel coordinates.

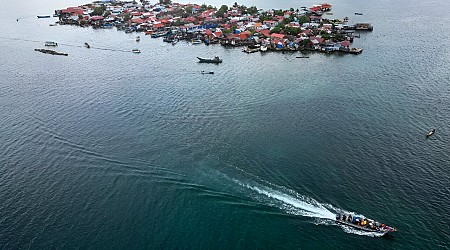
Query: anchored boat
[
  {"left": 45, "top": 41, "right": 58, "bottom": 47},
  {"left": 335, "top": 213, "right": 397, "bottom": 235},
  {"left": 197, "top": 56, "right": 222, "bottom": 63},
  {"left": 426, "top": 129, "right": 435, "bottom": 138}
]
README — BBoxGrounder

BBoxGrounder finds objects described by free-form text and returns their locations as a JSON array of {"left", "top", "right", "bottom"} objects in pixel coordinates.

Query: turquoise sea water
[{"left": 1, "top": 0, "right": 449, "bottom": 249}]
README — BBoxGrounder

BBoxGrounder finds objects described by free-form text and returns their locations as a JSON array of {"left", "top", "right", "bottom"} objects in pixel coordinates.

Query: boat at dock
[
  {"left": 44, "top": 41, "right": 58, "bottom": 47},
  {"left": 192, "top": 39, "right": 202, "bottom": 45},
  {"left": 197, "top": 56, "right": 222, "bottom": 63},
  {"left": 342, "top": 47, "right": 363, "bottom": 54},
  {"left": 151, "top": 32, "right": 167, "bottom": 38},
  {"left": 335, "top": 212, "right": 397, "bottom": 235},
  {"left": 243, "top": 45, "right": 260, "bottom": 53},
  {"left": 426, "top": 129, "right": 435, "bottom": 138},
  {"left": 37, "top": 15, "right": 51, "bottom": 18},
  {"left": 34, "top": 48, "right": 67, "bottom": 56}
]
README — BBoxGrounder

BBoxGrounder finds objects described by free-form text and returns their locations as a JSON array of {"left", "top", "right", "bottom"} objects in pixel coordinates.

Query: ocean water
[{"left": 1, "top": 0, "right": 449, "bottom": 249}]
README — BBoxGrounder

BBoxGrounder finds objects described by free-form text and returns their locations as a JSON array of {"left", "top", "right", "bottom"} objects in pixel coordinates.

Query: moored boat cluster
[{"left": 55, "top": 1, "right": 373, "bottom": 54}]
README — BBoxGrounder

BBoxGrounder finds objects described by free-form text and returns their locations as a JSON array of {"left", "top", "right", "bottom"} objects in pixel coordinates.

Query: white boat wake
[{"left": 233, "top": 179, "right": 385, "bottom": 237}]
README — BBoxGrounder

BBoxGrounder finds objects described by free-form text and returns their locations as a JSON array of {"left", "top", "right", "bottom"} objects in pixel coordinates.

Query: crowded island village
[{"left": 51, "top": 0, "right": 373, "bottom": 55}]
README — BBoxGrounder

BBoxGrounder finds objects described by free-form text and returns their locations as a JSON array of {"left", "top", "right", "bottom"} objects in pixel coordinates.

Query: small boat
[
  {"left": 260, "top": 45, "right": 268, "bottom": 52},
  {"left": 355, "top": 13, "right": 363, "bottom": 15},
  {"left": 45, "top": 41, "right": 58, "bottom": 46},
  {"left": 172, "top": 39, "right": 178, "bottom": 45},
  {"left": 53, "top": 14, "right": 59, "bottom": 17},
  {"left": 84, "top": 42, "right": 90, "bottom": 48},
  {"left": 201, "top": 71, "right": 214, "bottom": 75},
  {"left": 136, "top": 36, "right": 140, "bottom": 42},
  {"left": 132, "top": 49, "right": 141, "bottom": 53},
  {"left": 49, "top": 23, "right": 57, "bottom": 26},
  {"left": 192, "top": 39, "right": 202, "bottom": 44},
  {"left": 37, "top": 15, "right": 51, "bottom": 18},
  {"left": 335, "top": 213, "right": 397, "bottom": 235},
  {"left": 296, "top": 56, "right": 310, "bottom": 58},
  {"left": 426, "top": 129, "right": 435, "bottom": 138},
  {"left": 34, "top": 48, "right": 67, "bottom": 56},
  {"left": 243, "top": 45, "right": 260, "bottom": 53},
  {"left": 197, "top": 56, "right": 222, "bottom": 63}
]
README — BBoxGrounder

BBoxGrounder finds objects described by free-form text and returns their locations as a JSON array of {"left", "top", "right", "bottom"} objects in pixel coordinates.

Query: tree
[
  {"left": 298, "top": 15, "right": 310, "bottom": 24},
  {"left": 123, "top": 13, "right": 131, "bottom": 21},
  {"left": 216, "top": 5, "right": 228, "bottom": 18},
  {"left": 103, "top": 11, "right": 111, "bottom": 18},
  {"left": 91, "top": 5, "right": 106, "bottom": 16},
  {"left": 300, "top": 39, "right": 311, "bottom": 46},
  {"left": 185, "top": 6, "right": 193, "bottom": 14},
  {"left": 270, "top": 27, "right": 282, "bottom": 34},
  {"left": 248, "top": 6, "right": 258, "bottom": 15},
  {"left": 159, "top": 0, "right": 171, "bottom": 4},
  {"left": 274, "top": 9, "right": 283, "bottom": 16}
]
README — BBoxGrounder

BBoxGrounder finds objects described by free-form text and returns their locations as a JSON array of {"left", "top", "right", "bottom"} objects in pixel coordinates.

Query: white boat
[
  {"left": 136, "top": 36, "right": 140, "bottom": 42},
  {"left": 132, "top": 49, "right": 141, "bottom": 53},
  {"left": 426, "top": 129, "right": 435, "bottom": 138},
  {"left": 45, "top": 41, "right": 58, "bottom": 46},
  {"left": 335, "top": 212, "right": 397, "bottom": 235},
  {"left": 192, "top": 39, "right": 202, "bottom": 44}
]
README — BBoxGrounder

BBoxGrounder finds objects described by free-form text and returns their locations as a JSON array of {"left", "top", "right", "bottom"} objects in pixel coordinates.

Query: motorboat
[
  {"left": 45, "top": 41, "right": 58, "bottom": 46},
  {"left": 132, "top": 49, "right": 141, "bottom": 53},
  {"left": 84, "top": 42, "right": 90, "bottom": 48},
  {"left": 355, "top": 13, "right": 363, "bottom": 15},
  {"left": 35, "top": 48, "right": 67, "bottom": 56},
  {"left": 197, "top": 56, "right": 222, "bottom": 63},
  {"left": 192, "top": 39, "right": 202, "bottom": 44},
  {"left": 37, "top": 15, "right": 51, "bottom": 18},
  {"left": 136, "top": 36, "right": 140, "bottom": 42},
  {"left": 335, "top": 213, "right": 397, "bottom": 235},
  {"left": 201, "top": 71, "right": 214, "bottom": 75},
  {"left": 426, "top": 129, "right": 435, "bottom": 138}
]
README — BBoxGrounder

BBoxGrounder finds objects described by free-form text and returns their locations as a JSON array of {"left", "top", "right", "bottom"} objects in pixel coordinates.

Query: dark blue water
[{"left": 1, "top": 0, "right": 450, "bottom": 249}]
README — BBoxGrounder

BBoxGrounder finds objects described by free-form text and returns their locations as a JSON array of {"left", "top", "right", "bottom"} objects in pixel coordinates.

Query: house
[{"left": 263, "top": 20, "right": 278, "bottom": 27}]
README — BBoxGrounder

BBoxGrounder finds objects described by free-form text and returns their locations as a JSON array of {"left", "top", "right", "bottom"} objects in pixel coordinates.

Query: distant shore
[{"left": 54, "top": 1, "right": 373, "bottom": 54}]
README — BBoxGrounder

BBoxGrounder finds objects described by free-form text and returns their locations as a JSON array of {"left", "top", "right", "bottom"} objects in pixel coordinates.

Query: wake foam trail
[
  {"left": 234, "top": 179, "right": 336, "bottom": 220},
  {"left": 232, "top": 179, "right": 385, "bottom": 237},
  {"left": 340, "top": 225, "right": 385, "bottom": 237}
]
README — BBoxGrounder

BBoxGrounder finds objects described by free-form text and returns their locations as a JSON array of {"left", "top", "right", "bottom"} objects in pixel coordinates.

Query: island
[{"left": 55, "top": 0, "right": 373, "bottom": 54}]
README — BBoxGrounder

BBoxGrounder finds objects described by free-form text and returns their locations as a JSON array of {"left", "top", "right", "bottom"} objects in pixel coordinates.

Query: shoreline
[{"left": 53, "top": 1, "right": 372, "bottom": 55}]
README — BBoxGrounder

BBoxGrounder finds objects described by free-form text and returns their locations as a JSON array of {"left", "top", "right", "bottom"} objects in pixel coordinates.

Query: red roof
[
  {"left": 205, "top": 29, "right": 213, "bottom": 35},
  {"left": 131, "top": 17, "right": 144, "bottom": 23},
  {"left": 90, "top": 16, "right": 104, "bottom": 21},
  {"left": 340, "top": 41, "right": 350, "bottom": 47},
  {"left": 271, "top": 33, "right": 285, "bottom": 39},
  {"left": 260, "top": 30, "right": 271, "bottom": 37},
  {"left": 239, "top": 33, "right": 249, "bottom": 40},
  {"left": 153, "top": 23, "right": 164, "bottom": 28}
]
